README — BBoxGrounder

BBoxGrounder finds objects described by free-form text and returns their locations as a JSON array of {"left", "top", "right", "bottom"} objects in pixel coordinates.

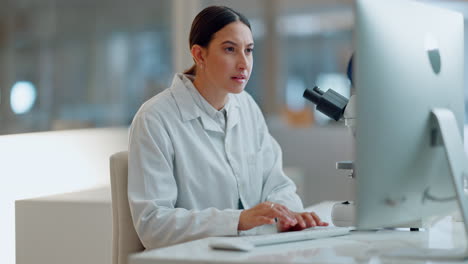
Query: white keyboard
[{"left": 210, "top": 226, "right": 352, "bottom": 251}]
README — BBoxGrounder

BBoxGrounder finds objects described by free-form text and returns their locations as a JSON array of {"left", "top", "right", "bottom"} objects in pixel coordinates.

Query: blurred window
[
  {"left": 10, "top": 81, "right": 37, "bottom": 114},
  {"left": 0, "top": 0, "right": 173, "bottom": 134}
]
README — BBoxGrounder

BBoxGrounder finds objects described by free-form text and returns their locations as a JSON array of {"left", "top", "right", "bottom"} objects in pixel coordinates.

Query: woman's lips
[{"left": 231, "top": 75, "right": 247, "bottom": 83}]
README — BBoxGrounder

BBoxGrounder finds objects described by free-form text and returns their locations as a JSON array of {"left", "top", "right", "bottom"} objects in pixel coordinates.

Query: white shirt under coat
[{"left": 128, "top": 73, "right": 304, "bottom": 249}]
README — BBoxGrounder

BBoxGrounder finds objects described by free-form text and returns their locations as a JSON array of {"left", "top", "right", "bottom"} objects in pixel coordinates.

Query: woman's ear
[{"left": 191, "top": 44, "right": 206, "bottom": 67}]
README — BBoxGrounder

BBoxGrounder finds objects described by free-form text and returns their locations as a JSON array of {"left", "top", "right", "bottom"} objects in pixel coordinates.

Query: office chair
[{"left": 110, "top": 151, "right": 144, "bottom": 264}]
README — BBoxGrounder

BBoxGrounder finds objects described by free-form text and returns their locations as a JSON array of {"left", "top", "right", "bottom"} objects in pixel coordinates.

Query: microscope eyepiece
[
  {"left": 313, "top": 86, "right": 324, "bottom": 95},
  {"left": 303, "top": 86, "right": 349, "bottom": 121},
  {"left": 303, "top": 87, "right": 325, "bottom": 105}
]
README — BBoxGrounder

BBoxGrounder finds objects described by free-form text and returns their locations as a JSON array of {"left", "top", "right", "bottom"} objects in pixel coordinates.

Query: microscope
[{"left": 303, "top": 86, "right": 357, "bottom": 227}]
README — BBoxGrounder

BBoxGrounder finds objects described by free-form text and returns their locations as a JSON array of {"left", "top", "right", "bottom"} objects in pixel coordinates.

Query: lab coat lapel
[{"left": 227, "top": 95, "right": 240, "bottom": 131}]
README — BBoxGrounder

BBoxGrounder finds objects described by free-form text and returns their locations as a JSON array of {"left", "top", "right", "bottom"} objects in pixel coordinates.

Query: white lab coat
[{"left": 128, "top": 73, "right": 304, "bottom": 249}]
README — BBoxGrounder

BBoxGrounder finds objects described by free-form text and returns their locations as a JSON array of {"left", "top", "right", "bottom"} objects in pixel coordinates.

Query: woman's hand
[
  {"left": 276, "top": 211, "right": 328, "bottom": 232},
  {"left": 238, "top": 202, "right": 298, "bottom": 231}
]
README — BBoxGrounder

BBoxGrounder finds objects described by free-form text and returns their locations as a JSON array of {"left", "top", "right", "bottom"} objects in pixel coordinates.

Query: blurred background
[
  {"left": 1, "top": 0, "right": 467, "bottom": 134},
  {"left": 1, "top": 1, "right": 468, "bottom": 264},
  {"left": 0, "top": 0, "right": 354, "bottom": 134}
]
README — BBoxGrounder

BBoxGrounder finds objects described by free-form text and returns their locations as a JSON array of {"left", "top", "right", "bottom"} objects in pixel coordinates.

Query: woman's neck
[{"left": 192, "top": 75, "right": 228, "bottom": 111}]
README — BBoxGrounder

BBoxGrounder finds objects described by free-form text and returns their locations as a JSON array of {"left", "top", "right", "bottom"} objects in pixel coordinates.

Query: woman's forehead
[{"left": 211, "top": 21, "right": 253, "bottom": 45}]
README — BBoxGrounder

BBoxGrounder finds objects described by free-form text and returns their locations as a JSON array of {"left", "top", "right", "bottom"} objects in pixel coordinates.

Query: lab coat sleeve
[
  {"left": 128, "top": 110, "right": 241, "bottom": 250},
  {"left": 253, "top": 106, "right": 305, "bottom": 213}
]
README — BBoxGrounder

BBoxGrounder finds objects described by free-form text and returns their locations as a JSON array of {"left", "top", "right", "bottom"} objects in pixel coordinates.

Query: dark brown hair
[{"left": 184, "top": 6, "right": 251, "bottom": 75}]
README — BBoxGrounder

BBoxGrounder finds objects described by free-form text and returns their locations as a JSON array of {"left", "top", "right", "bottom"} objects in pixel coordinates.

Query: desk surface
[{"left": 129, "top": 203, "right": 467, "bottom": 264}]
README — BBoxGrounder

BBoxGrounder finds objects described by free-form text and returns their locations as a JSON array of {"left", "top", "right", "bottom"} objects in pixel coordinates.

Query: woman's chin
[{"left": 226, "top": 83, "right": 247, "bottom": 94}]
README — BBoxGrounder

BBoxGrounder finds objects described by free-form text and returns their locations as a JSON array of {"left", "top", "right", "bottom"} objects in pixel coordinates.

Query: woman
[{"left": 128, "top": 6, "right": 327, "bottom": 250}]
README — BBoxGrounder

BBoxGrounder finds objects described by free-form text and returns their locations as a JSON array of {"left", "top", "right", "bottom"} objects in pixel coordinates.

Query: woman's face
[{"left": 202, "top": 21, "right": 254, "bottom": 94}]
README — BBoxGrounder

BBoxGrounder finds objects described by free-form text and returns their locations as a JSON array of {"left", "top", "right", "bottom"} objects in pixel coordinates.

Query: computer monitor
[{"left": 354, "top": 0, "right": 468, "bottom": 240}]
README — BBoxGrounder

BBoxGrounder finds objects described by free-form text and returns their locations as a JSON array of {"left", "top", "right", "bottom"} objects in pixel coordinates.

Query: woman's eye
[
  {"left": 225, "top": 47, "right": 235, "bottom": 52},
  {"left": 246, "top": 48, "right": 254, "bottom": 53}
]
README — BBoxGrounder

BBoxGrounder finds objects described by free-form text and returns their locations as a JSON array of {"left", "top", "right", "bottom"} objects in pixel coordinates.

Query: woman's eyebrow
[{"left": 221, "top": 40, "right": 254, "bottom": 47}]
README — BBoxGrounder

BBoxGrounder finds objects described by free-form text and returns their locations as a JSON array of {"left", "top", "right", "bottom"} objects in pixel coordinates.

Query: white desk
[
  {"left": 16, "top": 187, "right": 112, "bottom": 264},
  {"left": 129, "top": 203, "right": 467, "bottom": 264}
]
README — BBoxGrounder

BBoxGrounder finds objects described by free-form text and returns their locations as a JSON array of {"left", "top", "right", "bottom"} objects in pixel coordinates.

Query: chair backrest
[{"left": 110, "top": 151, "right": 144, "bottom": 264}]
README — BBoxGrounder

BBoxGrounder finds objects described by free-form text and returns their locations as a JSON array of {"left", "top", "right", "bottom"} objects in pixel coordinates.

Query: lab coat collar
[
  {"left": 170, "top": 74, "right": 201, "bottom": 122},
  {"left": 170, "top": 73, "right": 241, "bottom": 132},
  {"left": 226, "top": 95, "right": 240, "bottom": 131}
]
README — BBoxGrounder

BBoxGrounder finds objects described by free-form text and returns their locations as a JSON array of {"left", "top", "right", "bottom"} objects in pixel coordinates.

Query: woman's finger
[
  {"left": 274, "top": 204, "right": 294, "bottom": 216},
  {"left": 276, "top": 217, "right": 296, "bottom": 232},
  {"left": 295, "top": 214, "right": 306, "bottom": 229},
  {"left": 266, "top": 203, "right": 297, "bottom": 225},
  {"left": 273, "top": 209, "right": 296, "bottom": 225},
  {"left": 301, "top": 213, "right": 316, "bottom": 228},
  {"left": 258, "top": 216, "right": 276, "bottom": 225},
  {"left": 310, "top": 212, "right": 328, "bottom": 226},
  {"left": 276, "top": 206, "right": 296, "bottom": 223}
]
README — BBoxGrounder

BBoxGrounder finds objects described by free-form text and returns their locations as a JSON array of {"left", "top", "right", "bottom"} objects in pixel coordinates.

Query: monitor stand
[{"left": 384, "top": 108, "right": 468, "bottom": 261}]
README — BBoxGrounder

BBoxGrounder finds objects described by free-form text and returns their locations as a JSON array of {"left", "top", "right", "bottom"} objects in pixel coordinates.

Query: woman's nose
[{"left": 237, "top": 54, "right": 248, "bottom": 70}]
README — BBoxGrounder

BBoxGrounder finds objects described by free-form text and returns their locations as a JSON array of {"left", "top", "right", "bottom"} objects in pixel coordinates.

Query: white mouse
[{"left": 209, "top": 238, "right": 254, "bottom": 251}]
